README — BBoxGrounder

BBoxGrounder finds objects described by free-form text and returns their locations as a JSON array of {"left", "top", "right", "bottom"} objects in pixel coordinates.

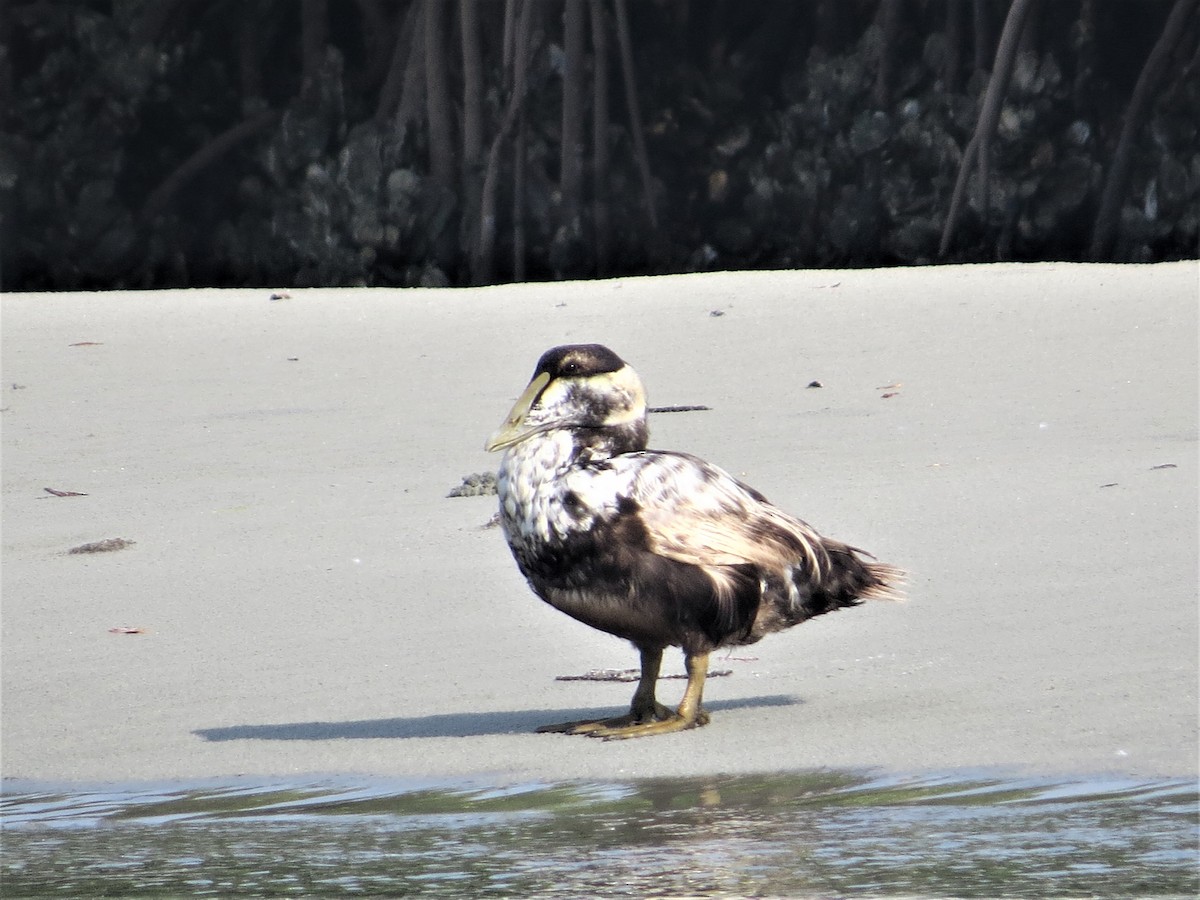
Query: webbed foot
[
  {"left": 536, "top": 702, "right": 674, "bottom": 735},
  {"left": 537, "top": 650, "right": 713, "bottom": 740},
  {"left": 586, "top": 707, "right": 710, "bottom": 740}
]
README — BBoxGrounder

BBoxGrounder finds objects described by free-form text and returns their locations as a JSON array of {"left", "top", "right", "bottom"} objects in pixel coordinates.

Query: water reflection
[{"left": 3, "top": 771, "right": 1197, "bottom": 897}]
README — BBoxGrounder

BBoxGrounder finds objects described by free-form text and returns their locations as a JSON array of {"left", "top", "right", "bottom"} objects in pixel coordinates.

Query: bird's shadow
[{"left": 194, "top": 695, "right": 798, "bottom": 742}]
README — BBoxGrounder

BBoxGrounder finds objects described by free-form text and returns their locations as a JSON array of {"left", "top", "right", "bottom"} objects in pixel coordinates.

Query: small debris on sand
[
  {"left": 448, "top": 472, "right": 498, "bottom": 497},
  {"left": 68, "top": 538, "right": 135, "bottom": 554},
  {"left": 556, "top": 667, "right": 733, "bottom": 683}
]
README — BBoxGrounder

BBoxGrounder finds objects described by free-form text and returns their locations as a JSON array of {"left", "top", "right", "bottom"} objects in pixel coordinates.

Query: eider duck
[{"left": 485, "top": 344, "right": 901, "bottom": 739}]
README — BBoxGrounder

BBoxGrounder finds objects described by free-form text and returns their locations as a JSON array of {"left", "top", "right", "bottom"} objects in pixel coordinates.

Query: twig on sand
[
  {"left": 556, "top": 667, "right": 732, "bottom": 683},
  {"left": 68, "top": 538, "right": 135, "bottom": 554}
]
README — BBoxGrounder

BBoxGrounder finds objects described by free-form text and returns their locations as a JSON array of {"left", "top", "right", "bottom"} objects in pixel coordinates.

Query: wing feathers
[
  {"left": 623, "top": 452, "right": 829, "bottom": 579},
  {"left": 559, "top": 449, "right": 901, "bottom": 648}
]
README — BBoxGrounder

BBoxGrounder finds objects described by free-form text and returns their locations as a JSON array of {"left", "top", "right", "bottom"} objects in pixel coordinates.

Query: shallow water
[{"left": 2, "top": 771, "right": 1197, "bottom": 898}]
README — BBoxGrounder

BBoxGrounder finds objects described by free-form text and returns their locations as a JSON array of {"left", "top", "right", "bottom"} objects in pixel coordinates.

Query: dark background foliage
[{"left": 3, "top": 0, "right": 1197, "bottom": 291}]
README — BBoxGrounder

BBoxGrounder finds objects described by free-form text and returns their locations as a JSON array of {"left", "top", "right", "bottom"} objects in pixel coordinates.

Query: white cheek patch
[
  {"left": 520, "top": 380, "right": 573, "bottom": 431},
  {"left": 595, "top": 367, "right": 647, "bottom": 426},
  {"left": 515, "top": 365, "right": 647, "bottom": 438}
]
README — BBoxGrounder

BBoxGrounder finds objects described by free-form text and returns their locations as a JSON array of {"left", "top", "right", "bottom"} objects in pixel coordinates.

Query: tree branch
[
  {"left": 140, "top": 109, "right": 279, "bottom": 222},
  {"left": 473, "top": 0, "right": 534, "bottom": 284},
  {"left": 614, "top": 0, "right": 657, "bottom": 229},
  {"left": 561, "top": 0, "right": 587, "bottom": 230},
  {"left": 424, "top": 0, "right": 456, "bottom": 188},
  {"left": 590, "top": 0, "right": 611, "bottom": 275},
  {"left": 1089, "top": 0, "right": 1198, "bottom": 259},
  {"left": 873, "top": 0, "right": 904, "bottom": 108},
  {"left": 460, "top": 0, "right": 483, "bottom": 169},
  {"left": 375, "top": 2, "right": 424, "bottom": 126},
  {"left": 939, "top": 0, "right": 1038, "bottom": 257},
  {"left": 301, "top": 0, "right": 328, "bottom": 85}
]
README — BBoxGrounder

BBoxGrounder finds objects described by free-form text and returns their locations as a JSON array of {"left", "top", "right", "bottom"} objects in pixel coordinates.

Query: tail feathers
[
  {"left": 743, "top": 543, "right": 905, "bottom": 644},
  {"left": 791, "top": 545, "right": 904, "bottom": 620},
  {"left": 859, "top": 559, "right": 906, "bottom": 602}
]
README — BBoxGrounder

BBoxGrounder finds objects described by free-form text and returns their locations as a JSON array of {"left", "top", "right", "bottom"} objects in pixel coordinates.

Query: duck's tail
[{"left": 792, "top": 543, "right": 905, "bottom": 621}]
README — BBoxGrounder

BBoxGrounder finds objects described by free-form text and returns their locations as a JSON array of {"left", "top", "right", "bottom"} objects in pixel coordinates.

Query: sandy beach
[{"left": 2, "top": 262, "right": 1196, "bottom": 786}]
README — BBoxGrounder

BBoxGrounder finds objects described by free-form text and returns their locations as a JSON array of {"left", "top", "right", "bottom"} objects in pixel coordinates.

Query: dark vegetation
[{"left": 3, "top": 0, "right": 1197, "bottom": 290}]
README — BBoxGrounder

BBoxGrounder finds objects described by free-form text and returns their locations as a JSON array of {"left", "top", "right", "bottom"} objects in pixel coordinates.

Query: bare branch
[
  {"left": 474, "top": 0, "right": 534, "bottom": 283},
  {"left": 939, "top": 0, "right": 1038, "bottom": 258},
  {"left": 376, "top": 2, "right": 424, "bottom": 126},
  {"left": 590, "top": 0, "right": 611, "bottom": 275},
  {"left": 140, "top": 109, "right": 279, "bottom": 222},
  {"left": 873, "top": 0, "right": 904, "bottom": 108},
  {"left": 614, "top": 0, "right": 657, "bottom": 229},
  {"left": 1090, "top": 0, "right": 1199, "bottom": 259},
  {"left": 972, "top": 0, "right": 991, "bottom": 74},
  {"left": 561, "top": 0, "right": 587, "bottom": 228},
  {"left": 301, "top": 0, "right": 328, "bottom": 85},
  {"left": 944, "top": 0, "right": 964, "bottom": 92},
  {"left": 460, "top": 0, "right": 484, "bottom": 169},
  {"left": 424, "top": 0, "right": 456, "bottom": 187}
]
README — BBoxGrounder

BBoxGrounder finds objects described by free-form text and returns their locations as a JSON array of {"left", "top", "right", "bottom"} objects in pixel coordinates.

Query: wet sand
[{"left": 2, "top": 262, "right": 1196, "bottom": 785}]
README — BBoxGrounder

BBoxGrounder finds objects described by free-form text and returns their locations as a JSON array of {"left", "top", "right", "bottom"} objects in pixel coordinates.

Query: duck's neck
[
  {"left": 504, "top": 420, "right": 647, "bottom": 472},
  {"left": 496, "top": 420, "right": 648, "bottom": 524},
  {"left": 572, "top": 419, "right": 649, "bottom": 458}
]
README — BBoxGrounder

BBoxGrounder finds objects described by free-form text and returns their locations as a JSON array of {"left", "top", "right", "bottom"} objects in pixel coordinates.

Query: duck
[{"left": 485, "top": 344, "right": 901, "bottom": 739}]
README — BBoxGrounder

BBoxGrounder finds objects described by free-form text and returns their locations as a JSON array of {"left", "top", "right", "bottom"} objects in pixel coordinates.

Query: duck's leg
[
  {"left": 586, "top": 651, "right": 712, "bottom": 740},
  {"left": 537, "top": 646, "right": 673, "bottom": 735}
]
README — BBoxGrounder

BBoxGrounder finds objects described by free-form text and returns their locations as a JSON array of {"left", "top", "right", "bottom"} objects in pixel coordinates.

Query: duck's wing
[{"left": 609, "top": 451, "right": 833, "bottom": 580}]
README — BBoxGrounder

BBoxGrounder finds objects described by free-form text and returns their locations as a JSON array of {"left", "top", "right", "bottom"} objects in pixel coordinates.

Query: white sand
[{"left": 2, "top": 262, "right": 1197, "bottom": 785}]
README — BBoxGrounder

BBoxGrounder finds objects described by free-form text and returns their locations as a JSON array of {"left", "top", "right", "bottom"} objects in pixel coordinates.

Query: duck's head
[{"left": 485, "top": 344, "right": 648, "bottom": 452}]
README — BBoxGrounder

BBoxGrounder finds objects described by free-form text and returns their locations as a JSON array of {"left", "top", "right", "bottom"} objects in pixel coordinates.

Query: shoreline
[{"left": 2, "top": 262, "right": 1197, "bottom": 785}]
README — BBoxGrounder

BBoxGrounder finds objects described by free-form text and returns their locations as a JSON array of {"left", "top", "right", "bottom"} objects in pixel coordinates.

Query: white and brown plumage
[{"left": 485, "top": 344, "right": 901, "bottom": 739}]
